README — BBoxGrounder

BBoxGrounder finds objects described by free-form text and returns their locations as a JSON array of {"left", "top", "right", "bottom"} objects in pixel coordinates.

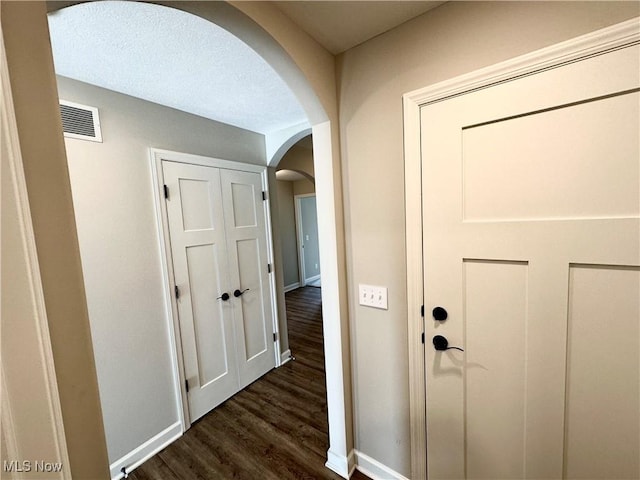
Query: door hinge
[
  {"left": 267, "top": 263, "right": 272, "bottom": 273},
  {"left": 185, "top": 379, "right": 189, "bottom": 393},
  {"left": 262, "top": 191, "right": 267, "bottom": 201},
  {"left": 421, "top": 332, "right": 425, "bottom": 344},
  {"left": 163, "top": 184, "right": 169, "bottom": 199},
  {"left": 421, "top": 305, "right": 424, "bottom": 317},
  {"left": 273, "top": 332, "right": 278, "bottom": 343},
  {"left": 174, "top": 285, "right": 180, "bottom": 300}
]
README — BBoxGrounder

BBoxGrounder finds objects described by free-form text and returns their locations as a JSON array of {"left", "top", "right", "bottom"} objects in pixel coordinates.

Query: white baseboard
[
  {"left": 284, "top": 282, "right": 300, "bottom": 292},
  {"left": 354, "top": 450, "right": 409, "bottom": 480},
  {"left": 305, "top": 274, "right": 321, "bottom": 284},
  {"left": 325, "top": 448, "right": 355, "bottom": 479},
  {"left": 110, "top": 421, "right": 182, "bottom": 479},
  {"left": 279, "top": 349, "right": 292, "bottom": 365}
]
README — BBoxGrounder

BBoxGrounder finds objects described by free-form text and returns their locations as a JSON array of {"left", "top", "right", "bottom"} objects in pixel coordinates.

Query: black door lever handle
[
  {"left": 433, "top": 335, "right": 464, "bottom": 352},
  {"left": 234, "top": 288, "right": 250, "bottom": 298},
  {"left": 217, "top": 292, "right": 230, "bottom": 301}
]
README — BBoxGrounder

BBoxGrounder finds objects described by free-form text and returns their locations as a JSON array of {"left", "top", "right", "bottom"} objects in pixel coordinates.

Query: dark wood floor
[{"left": 130, "top": 287, "right": 369, "bottom": 480}]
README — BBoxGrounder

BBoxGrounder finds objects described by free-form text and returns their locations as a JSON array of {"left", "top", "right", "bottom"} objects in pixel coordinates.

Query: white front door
[
  {"left": 421, "top": 43, "right": 639, "bottom": 479},
  {"left": 163, "top": 161, "right": 275, "bottom": 422}
]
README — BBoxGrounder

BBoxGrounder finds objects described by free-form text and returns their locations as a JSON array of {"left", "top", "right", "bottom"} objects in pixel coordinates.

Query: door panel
[
  {"left": 462, "top": 92, "right": 639, "bottom": 222},
  {"left": 220, "top": 169, "right": 275, "bottom": 388},
  {"left": 421, "top": 44, "right": 639, "bottom": 479},
  {"left": 179, "top": 178, "right": 217, "bottom": 230},
  {"left": 464, "top": 260, "right": 528, "bottom": 479},
  {"left": 564, "top": 265, "right": 639, "bottom": 479},
  {"left": 186, "top": 244, "right": 229, "bottom": 386},
  {"left": 162, "top": 161, "right": 238, "bottom": 422},
  {"left": 230, "top": 182, "right": 258, "bottom": 227},
  {"left": 236, "top": 238, "right": 268, "bottom": 360}
]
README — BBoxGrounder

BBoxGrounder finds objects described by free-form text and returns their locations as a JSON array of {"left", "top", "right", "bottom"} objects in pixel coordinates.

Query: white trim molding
[
  {"left": 284, "top": 281, "right": 300, "bottom": 293},
  {"left": 354, "top": 450, "right": 410, "bottom": 480},
  {"left": 402, "top": 17, "right": 640, "bottom": 480},
  {"left": 326, "top": 448, "right": 355, "bottom": 479},
  {"left": 305, "top": 273, "right": 321, "bottom": 285},
  {"left": 109, "top": 422, "right": 182, "bottom": 480},
  {"left": 279, "top": 349, "right": 293, "bottom": 365}
]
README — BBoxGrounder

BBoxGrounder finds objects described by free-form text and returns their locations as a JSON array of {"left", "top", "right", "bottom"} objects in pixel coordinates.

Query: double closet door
[{"left": 162, "top": 160, "right": 275, "bottom": 422}]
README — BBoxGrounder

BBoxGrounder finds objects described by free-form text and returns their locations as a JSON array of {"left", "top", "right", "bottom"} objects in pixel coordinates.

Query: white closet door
[
  {"left": 162, "top": 161, "right": 239, "bottom": 422},
  {"left": 421, "top": 44, "right": 639, "bottom": 479},
  {"left": 220, "top": 169, "right": 275, "bottom": 388}
]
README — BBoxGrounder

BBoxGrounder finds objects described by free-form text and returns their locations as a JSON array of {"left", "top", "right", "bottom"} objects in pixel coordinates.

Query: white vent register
[{"left": 59, "top": 100, "right": 102, "bottom": 142}]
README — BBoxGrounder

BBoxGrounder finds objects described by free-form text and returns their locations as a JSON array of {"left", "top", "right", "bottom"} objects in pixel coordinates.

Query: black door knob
[
  {"left": 217, "top": 292, "right": 230, "bottom": 301},
  {"left": 234, "top": 288, "right": 250, "bottom": 298},
  {"left": 432, "top": 307, "right": 448, "bottom": 321},
  {"left": 432, "top": 335, "right": 464, "bottom": 352}
]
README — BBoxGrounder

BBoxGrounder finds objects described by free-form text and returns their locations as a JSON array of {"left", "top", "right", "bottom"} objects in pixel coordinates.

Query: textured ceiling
[
  {"left": 47, "top": 1, "right": 308, "bottom": 135},
  {"left": 274, "top": 1, "right": 446, "bottom": 54}
]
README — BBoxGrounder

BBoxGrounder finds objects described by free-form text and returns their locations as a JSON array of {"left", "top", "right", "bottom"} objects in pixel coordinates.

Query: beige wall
[
  {"left": 2, "top": 64, "right": 68, "bottom": 478},
  {"left": 338, "top": 1, "right": 639, "bottom": 475},
  {"left": 57, "top": 76, "right": 265, "bottom": 465},
  {"left": 276, "top": 180, "right": 300, "bottom": 288},
  {"left": 1, "top": 2, "right": 110, "bottom": 478},
  {"left": 293, "top": 179, "right": 315, "bottom": 196},
  {"left": 278, "top": 144, "right": 315, "bottom": 177},
  {"left": 278, "top": 143, "right": 316, "bottom": 195}
]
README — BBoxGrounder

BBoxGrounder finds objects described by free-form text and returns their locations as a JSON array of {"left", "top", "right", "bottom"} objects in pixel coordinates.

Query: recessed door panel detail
[
  {"left": 564, "top": 265, "right": 639, "bottom": 480},
  {"left": 231, "top": 182, "right": 257, "bottom": 227},
  {"left": 236, "top": 239, "right": 267, "bottom": 360},
  {"left": 179, "top": 178, "right": 216, "bottom": 231},
  {"left": 462, "top": 92, "right": 640, "bottom": 222},
  {"left": 464, "top": 259, "right": 528, "bottom": 479},
  {"left": 186, "top": 244, "right": 228, "bottom": 386}
]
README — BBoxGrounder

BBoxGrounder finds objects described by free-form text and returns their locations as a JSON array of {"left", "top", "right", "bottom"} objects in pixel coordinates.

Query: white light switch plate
[{"left": 358, "top": 284, "right": 388, "bottom": 310}]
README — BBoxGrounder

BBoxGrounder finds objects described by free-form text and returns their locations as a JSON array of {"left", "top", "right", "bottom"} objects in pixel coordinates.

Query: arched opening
[{"left": 43, "top": 1, "right": 352, "bottom": 477}]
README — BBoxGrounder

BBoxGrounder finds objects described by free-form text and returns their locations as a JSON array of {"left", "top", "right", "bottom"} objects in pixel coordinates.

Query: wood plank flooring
[{"left": 130, "top": 287, "right": 369, "bottom": 480}]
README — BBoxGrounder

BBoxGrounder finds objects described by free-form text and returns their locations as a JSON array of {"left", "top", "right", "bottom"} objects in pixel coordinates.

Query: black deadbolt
[
  {"left": 432, "top": 306, "right": 448, "bottom": 321},
  {"left": 432, "top": 335, "right": 449, "bottom": 350}
]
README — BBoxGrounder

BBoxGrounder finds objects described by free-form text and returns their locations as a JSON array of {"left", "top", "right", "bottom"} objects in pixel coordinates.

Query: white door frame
[
  {"left": 402, "top": 18, "right": 640, "bottom": 480},
  {"left": 149, "top": 148, "right": 281, "bottom": 431},
  {"left": 294, "top": 193, "right": 317, "bottom": 287}
]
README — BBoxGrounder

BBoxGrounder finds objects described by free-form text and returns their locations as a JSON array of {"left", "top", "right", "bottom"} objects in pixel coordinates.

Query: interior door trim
[
  {"left": 401, "top": 18, "right": 639, "bottom": 480},
  {"left": 149, "top": 148, "right": 280, "bottom": 432}
]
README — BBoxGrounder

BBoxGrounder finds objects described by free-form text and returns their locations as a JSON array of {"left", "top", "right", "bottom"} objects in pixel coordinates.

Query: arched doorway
[{"left": 44, "top": 1, "right": 352, "bottom": 477}]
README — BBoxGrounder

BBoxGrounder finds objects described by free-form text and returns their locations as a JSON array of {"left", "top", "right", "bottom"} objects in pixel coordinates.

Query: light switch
[{"left": 358, "top": 284, "right": 388, "bottom": 310}]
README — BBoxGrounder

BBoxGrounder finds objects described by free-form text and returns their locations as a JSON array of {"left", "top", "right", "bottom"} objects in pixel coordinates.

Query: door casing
[
  {"left": 150, "top": 148, "right": 280, "bottom": 431},
  {"left": 402, "top": 18, "right": 640, "bottom": 480}
]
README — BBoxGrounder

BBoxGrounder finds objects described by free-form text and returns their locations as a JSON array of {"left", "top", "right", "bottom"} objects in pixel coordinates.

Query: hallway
[{"left": 129, "top": 287, "right": 367, "bottom": 480}]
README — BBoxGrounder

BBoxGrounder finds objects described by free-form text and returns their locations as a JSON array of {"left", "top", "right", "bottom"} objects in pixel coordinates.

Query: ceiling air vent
[{"left": 59, "top": 100, "right": 102, "bottom": 142}]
